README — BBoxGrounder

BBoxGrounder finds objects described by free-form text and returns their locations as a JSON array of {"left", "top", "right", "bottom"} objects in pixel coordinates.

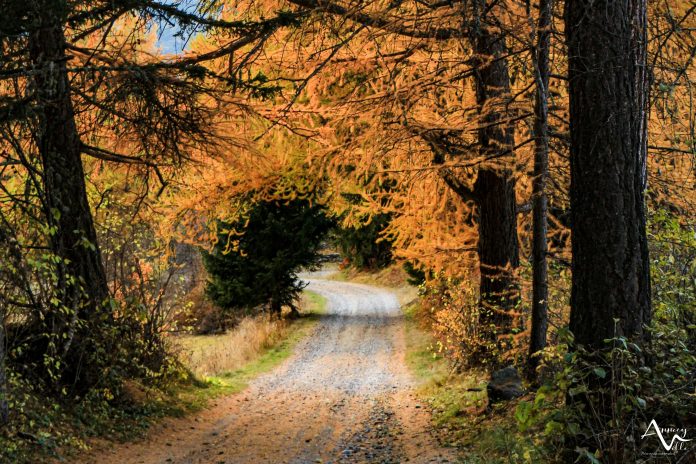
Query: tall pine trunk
[
  {"left": 528, "top": 0, "right": 552, "bottom": 377},
  {"left": 0, "top": 313, "right": 7, "bottom": 425},
  {"left": 565, "top": 0, "right": 651, "bottom": 460},
  {"left": 29, "top": 1, "right": 110, "bottom": 386},
  {"left": 565, "top": 0, "right": 651, "bottom": 350},
  {"left": 471, "top": 24, "right": 520, "bottom": 336}
]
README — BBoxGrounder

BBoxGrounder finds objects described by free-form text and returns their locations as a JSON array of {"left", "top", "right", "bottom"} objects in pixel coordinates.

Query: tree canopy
[{"left": 0, "top": 1, "right": 694, "bottom": 462}]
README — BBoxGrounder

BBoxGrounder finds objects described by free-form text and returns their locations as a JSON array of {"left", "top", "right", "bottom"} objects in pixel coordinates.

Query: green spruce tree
[{"left": 203, "top": 199, "right": 332, "bottom": 322}]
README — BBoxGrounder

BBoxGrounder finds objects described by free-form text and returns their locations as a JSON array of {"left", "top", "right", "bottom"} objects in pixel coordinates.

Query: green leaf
[
  {"left": 514, "top": 401, "right": 533, "bottom": 432},
  {"left": 593, "top": 367, "right": 607, "bottom": 379},
  {"left": 576, "top": 448, "right": 602, "bottom": 464}
]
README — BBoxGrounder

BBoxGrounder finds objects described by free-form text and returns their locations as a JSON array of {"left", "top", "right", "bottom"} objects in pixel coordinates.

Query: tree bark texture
[
  {"left": 565, "top": 2, "right": 651, "bottom": 458},
  {"left": 528, "top": 0, "right": 552, "bottom": 375},
  {"left": 471, "top": 24, "right": 521, "bottom": 333},
  {"left": 0, "top": 314, "right": 7, "bottom": 425},
  {"left": 28, "top": 1, "right": 111, "bottom": 388},
  {"left": 565, "top": 0, "right": 651, "bottom": 350},
  {"left": 29, "top": 2, "right": 109, "bottom": 315}
]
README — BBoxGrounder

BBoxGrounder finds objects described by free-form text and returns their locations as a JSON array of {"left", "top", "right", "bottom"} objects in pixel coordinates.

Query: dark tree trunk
[
  {"left": 474, "top": 169, "right": 520, "bottom": 327},
  {"left": 471, "top": 25, "right": 520, "bottom": 334},
  {"left": 29, "top": 5, "right": 109, "bottom": 314},
  {"left": 528, "top": 0, "right": 552, "bottom": 378},
  {"left": 565, "top": 0, "right": 651, "bottom": 350},
  {"left": 270, "top": 299, "right": 282, "bottom": 318},
  {"left": 28, "top": 2, "right": 110, "bottom": 387},
  {"left": 565, "top": 0, "right": 651, "bottom": 460},
  {"left": 0, "top": 314, "right": 7, "bottom": 425}
]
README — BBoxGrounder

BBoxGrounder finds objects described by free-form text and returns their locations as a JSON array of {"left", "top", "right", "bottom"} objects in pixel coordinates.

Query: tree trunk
[
  {"left": 270, "top": 299, "right": 283, "bottom": 318},
  {"left": 565, "top": 0, "right": 651, "bottom": 350},
  {"left": 528, "top": 0, "right": 552, "bottom": 378},
  {"left": 565, "top": 0, "right": 651, "bottom": 460},
  {"left": 471, "top": 25, "right": 521, "bottom": 335},
  {"left": 29, "top": 4, "right": 109, "bottom": 313},
  {"left": 0, "top": 313, "right": 7, "bottom": 425},
  {"left": 28, "top": 1, "right": 110, "bottom": 387}
]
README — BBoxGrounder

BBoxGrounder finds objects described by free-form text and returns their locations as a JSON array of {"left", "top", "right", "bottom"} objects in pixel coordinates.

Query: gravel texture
[{"left": 77, "top": 274, "right": 455, "bottom": 464}]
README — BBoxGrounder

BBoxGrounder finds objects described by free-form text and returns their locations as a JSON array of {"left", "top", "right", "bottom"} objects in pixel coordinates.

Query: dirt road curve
[{"left": 79, "top": 277, "right": 455, "bottom": 464}]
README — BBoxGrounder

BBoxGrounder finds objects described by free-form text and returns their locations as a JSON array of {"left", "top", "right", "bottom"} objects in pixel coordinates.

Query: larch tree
[
  {"left": 0, "top": 297, "right": 6, "bottom": 425},
  {"left": 283, "top": 0, "right": 526, "bottom": 343},
  {"left": 28, "top": 0, "right": 111, "bottom": 325},
  {"left": 528, "top": 0, "right": 553, "bottom": 376},
  {"left": 0, "top": 0, "right": 300, "bottom": 390},
  {"left": 469, "top": 1, "right": 521, "bottom": 335},
  {"left": 566, "top": 0, "right": 651, "bottom": 350}
]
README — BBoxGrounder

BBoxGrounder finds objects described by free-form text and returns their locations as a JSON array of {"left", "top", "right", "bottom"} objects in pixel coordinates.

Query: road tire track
[{"left": 77, "top": 276, "right": 455, "bottom": 464}]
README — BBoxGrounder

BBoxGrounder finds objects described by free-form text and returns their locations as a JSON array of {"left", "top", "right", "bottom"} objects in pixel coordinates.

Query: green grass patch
[
  {"left": 403, "top": 310, "right": 488, "bottom": 432},
  {"left": 402, "top": 300, "right": 556, "bottom": 463},
  {"left": 302, "top": 289, "right": 328, "bottom": 315},
  {"left": 402, "top": 299, "right": 450, "bottom": 384},
  {"left": 192, "top": 312, "right": 321, "bottom": 396},
  {"left": 175, "top": 289, "right": 327, "bottom": 402}
]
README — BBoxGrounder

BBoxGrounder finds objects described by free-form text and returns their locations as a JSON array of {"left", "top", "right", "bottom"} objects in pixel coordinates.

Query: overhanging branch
[
  {"left": 81, "top": 144, "right": 168, "bottom": 195},
  {"left": 287, "top": 0, "right": 461, "bottom": 39}
]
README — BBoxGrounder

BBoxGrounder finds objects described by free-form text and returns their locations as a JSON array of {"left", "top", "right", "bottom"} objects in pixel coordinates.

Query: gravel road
[{"left": 80, "top": 275, "right": 455, "bottom": 464}]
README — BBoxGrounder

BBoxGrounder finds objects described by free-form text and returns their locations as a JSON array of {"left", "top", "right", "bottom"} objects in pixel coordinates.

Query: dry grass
[
  {"left": 173, "top": 290, "right": 326, "bottom": 378},
  {"left": 331, "top": 263, "right": 407, "bottom": 287},
  {"left": 176, "top": 316, "right": 289, "bottom": 377}
]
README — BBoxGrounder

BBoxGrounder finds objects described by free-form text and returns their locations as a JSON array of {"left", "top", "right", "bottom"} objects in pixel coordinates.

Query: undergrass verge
[
  {"left": 153, "top": 289, "right": 328, "bottom": 413},
  {"left": 403, "top": 300, "right": 552, "bottom": 463},
  {"left": 328, "top": 263, "right": 409, "bottom": 288},
  {"left": 176, "top": 294, "right": 326, "bottom": 399},
  {"left": 2, "top": 290, "right": 327, "bottom": 463}
]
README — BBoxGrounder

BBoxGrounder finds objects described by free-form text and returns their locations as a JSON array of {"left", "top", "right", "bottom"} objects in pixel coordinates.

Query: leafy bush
[
  {"left": 416, "top": 270, "right": 535, "bottom": 369},
  {"left": 412, "top": 207, "right": 695, "bottom": 463},
  {"left": 0, "top": 194, "right": 194, "bottom": 462},
  {"left": 524, "top": 207, "right": 696, "bottom": 463}
]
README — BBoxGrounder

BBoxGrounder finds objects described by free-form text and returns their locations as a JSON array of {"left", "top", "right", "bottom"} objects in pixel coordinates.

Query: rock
[{"left": 487, "top": 366, "right": 524, "bottom": 403}]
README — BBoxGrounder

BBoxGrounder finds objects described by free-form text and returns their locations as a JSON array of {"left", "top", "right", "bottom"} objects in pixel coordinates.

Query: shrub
[{"left": 202, "top": 198, "right": 331, "bottom": 324}]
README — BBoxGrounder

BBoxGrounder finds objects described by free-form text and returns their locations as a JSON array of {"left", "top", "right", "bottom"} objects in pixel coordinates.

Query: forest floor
[{"left": 74, "top": 273, "right": 456, "bottom": 464}]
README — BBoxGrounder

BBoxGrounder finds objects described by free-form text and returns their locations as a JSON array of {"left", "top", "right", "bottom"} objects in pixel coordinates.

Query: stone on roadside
[{"left": 487, "top": 366, "right": 524, "bottom": 403}]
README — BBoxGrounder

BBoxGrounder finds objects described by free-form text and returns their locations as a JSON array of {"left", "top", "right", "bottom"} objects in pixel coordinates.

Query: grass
[
  {"left": 301, "top": 289, "right": 328, "bottom": 315},
  {"left": 176, "top": 317, "right": 293, "bottom": 378},
  {"left": 402, "top": 300, "right": 536, "bottom": 462},
  {"left": 403, "top": 301, "right": 487, "bottom": 421},
  {"left": 0, "top": 290, "right": 328, "bottom": 464},
  {"left": 83, "top": 291, "right": 327, "bottom": 453},
  {"left": 103, "top": 290, "right": 328, "bottom": 434},
  {"left": 403, "top": 299, "right": 562, "bottom": 463},
  {"left": 328, "top": 263, "right": 409, "bottom": 287},
  {"left": 173, "top": 289, "right": 327, "bottom": 399}
]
